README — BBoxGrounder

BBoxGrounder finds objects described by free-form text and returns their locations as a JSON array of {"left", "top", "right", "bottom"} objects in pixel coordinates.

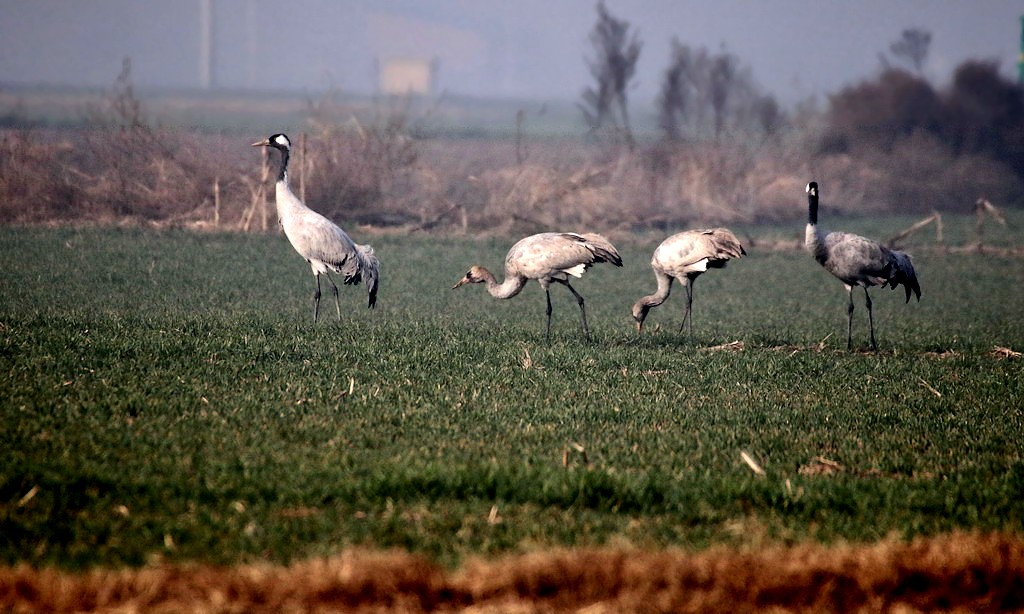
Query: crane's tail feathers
[
  {"left": 886, "top": 251, "right": 921, "bottom": 303},
  {"left": 578, "top": 233, "right": 623, "bottom": 267},
  {"left": 356, "top": 244, "right": 380, "bottom": 309}
]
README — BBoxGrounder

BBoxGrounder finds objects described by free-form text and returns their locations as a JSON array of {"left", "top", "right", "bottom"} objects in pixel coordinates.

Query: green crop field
[{"left": 1, "top": 224, "right": 1022, "bottom": 571}]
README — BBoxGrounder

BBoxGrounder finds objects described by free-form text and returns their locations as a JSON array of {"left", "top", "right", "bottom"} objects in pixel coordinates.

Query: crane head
[
  {"left": 631, "top": 301, "right": 651, "bottom": 333},
  {"left": 251, "top": 133, "right": 292, "bottom": 151},
  {"left": 452, "top": 266, "right": 488, "bottom": 289}
]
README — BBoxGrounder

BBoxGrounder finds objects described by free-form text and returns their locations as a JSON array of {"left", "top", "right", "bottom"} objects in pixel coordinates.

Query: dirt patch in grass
[{"left": 3, "top": 532, "right": 1022, "bottom": 612}]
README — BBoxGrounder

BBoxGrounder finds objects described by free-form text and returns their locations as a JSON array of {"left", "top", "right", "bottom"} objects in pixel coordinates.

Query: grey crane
[
  {"left": 452, "top": 232, "right": 623, "bottom": 340},
  {"left": 805, "top": 181, "right": 921, "bottom": 350},
  {"left": 252, "top": 133, "right": 379, "bottom": 322},
  {"left": 631, "top": 228, "right": 746, "bottom": 334}
]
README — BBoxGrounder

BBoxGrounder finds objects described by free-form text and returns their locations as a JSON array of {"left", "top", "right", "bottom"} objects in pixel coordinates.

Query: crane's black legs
[
  {"left": 544, "top": 280, "right": 590, "bottom": 341},
  {"left": 842, "top": 286, "right": 879, "bottom": 351},
  {"left": 864, "top": 287, "right": 877, "bottom": 351},
  {"left": 313, "top": 275, "right": 322, "bottom": 323},
  {"left": 561, "top": 280, "right": 590, "bottom": 339},
  {"left": 845, "top": 286, "right": 855, "bottom": 350},
  {"left": 679, "top": 280, "right": 694, "bottom": 335},
  {"left": 324, "top": 271, "right": 342, "bottom": 320},
  {"left": 312, "top": 272, "right": 343, "bottom": 323},
  {"left": 544, "top": 288, "right": 553, "bottom": 342}
]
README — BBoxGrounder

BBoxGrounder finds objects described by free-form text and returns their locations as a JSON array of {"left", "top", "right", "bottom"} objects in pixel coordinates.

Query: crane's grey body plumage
[
  {"left": 453, "top": 232, "right": 623, "bottom": 340},
  {"left": 253, "top": 133, "right": 380, "bottom": 321},
  {"left": 805, "top": 181, "right": 920, "bottom": 350},
  {"left": 631, "top": 228, "right": 746, "bottom": 334}
]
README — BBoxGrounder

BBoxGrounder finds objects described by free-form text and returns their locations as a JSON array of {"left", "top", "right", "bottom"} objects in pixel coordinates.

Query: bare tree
[
  {"left": 709, "top": 52, "right": 738, "bottom": 141},
  {"left": 890, "top": 28, "right": 932, "bottom": 75},
  {"left": 752, "top": 94, "right": 783, "bottom": 138},
  {"left": 658, "top": 38, "right": 695, "bottom": 141},
  {"left": 659, "top": 41, "right": 780, "bottom": 141},
  {"left": 579, "top": 1, "right": 642, "bottom": 147}
]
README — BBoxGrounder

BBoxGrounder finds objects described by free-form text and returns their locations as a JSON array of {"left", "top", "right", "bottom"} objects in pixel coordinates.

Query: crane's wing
[
  {"left": 821, "top": 232, "right": 920, "bottom": 301},
  {"left": 286, "top": 209, "right": 358, "bottom": 265},
  {"left": 654, "top": 229, "right": 744, "bottom": 275},
  {"left": 506, "top": 232, "right": 622, "bottom": 280},
  {"left": 821, "top": 232, "right": 888, "bottom": 285}
]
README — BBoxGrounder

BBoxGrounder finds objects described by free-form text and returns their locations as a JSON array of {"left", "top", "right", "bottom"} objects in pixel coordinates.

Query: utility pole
[
  {"left": 245, "top": 0, "right": 257, "bottom": 89},
  {"left": 199, "top": 0, "right": 214, "bottom": 89},
  {"left": 1019, "top": 15, "right": 1024, "bottom": 83}
]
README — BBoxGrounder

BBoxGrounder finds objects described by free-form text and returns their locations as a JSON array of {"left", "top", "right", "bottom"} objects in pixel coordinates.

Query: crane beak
[
  {"left": 635, "top": 320, "right": 643, "bottom": 334},
  {"left": 452, "top": 277, "right": 469, "bottom": 289},
  {"left": 251, "top": 138, "right": 270, "bottom": 147}
]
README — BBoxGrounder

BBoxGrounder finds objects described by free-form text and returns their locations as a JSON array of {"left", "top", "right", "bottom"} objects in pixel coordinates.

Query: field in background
[
  {"left": 0, "top": 85, "right": 587, "bottom": 138},
  {"left": 1, "top": 222, "right": 1022, "bottom": 575}
]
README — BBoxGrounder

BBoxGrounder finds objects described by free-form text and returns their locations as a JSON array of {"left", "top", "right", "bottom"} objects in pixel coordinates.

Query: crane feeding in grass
[
  {"left": 252, "top": 133, "right": 379, "bottom": 322},
  {"left": 805, "top": 181, "right": 921, "bottom": 350},
  {"left": 452, "top": 232, "right": 623, "bottom": 341},
  {"left": 631, "top": 228, "right": 746, "bottom": 334}
]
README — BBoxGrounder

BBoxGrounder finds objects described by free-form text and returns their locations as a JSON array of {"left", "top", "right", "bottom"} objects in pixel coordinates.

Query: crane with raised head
[
  {"left": 252, "top": 133, "right": 380, "bottom": 322},
  {"left": 805, "top": 181, "right": 920, "bottom": 350}
]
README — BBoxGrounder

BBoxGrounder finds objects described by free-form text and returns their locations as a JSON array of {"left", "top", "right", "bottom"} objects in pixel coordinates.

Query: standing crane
[
  {"left": 252, "top": 133, "right": 380, "bottom": 322},
  {"left": 452, "top": 232, "right": 623, "bottom": 340},
  {"left": 631, "top": 228, "right": 746, "bottom": 334},
  {"left": 805, "top": 181, "right": 921, "bottom": 350}
]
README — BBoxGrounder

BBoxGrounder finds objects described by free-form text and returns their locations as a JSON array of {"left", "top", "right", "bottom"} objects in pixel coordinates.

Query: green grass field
[{"left": 1, "top": 223, "right": 1022, "bottom": 570}]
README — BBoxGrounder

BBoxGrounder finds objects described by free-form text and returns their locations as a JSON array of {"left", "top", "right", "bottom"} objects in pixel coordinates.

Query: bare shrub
[
  {"left": 845, "top": 132, "right": 1023, "bottom": 215},
  {"left": 63, "top": 59, "right": 229, "bottom": 225},
  {"left": 296, "top": 96, "right": 427, "bottom": 227},
  {"left": 0, "top": 130, "right": 78, "bottom": 223}
]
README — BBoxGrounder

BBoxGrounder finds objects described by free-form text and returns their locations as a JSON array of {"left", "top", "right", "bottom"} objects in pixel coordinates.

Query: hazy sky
[{"left": 1, "top": 1, "right": 1021, "bottom": 106}]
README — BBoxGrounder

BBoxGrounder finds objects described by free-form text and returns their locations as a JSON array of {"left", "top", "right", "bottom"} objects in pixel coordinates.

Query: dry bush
[
  {"left": 2, "top": 79, "right": 1018, "bottom": 233},
  {"left": 69, "top": 128, "right": 223, "bottom": 224},
  {"left": 430, "top": 138, "right": 812, "bottom": 234},
  {"left": 0, "top": 130, "right": 79, "bottom": 223},
  {"left": 804, "top": 132, "right": 1023, "bottom": 216},
  {"left": 0, "top": 128, "right": 248, "bottom": 228},
  {"left": 68, "top": 60, "right": 228, "bottom": 225},
  {"left": 3, "top": 532, "right": 1023, "bottom": 612},
  {"left": 817, "top": 61, "right": 1024, "bottom": 214},
  {"left": 0, "top": 62, "right": 246, "bottom": 227},
  {"left": 823, "top": 69, "right": 943, "bottom": 155}
]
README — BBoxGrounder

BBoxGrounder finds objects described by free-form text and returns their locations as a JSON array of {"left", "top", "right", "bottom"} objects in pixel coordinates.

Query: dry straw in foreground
[{"left": 2, "top": 531, "right": 1023, "bottom": 612}]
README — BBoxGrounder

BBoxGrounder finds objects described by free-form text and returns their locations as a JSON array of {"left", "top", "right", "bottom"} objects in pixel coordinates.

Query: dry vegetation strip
[{"left": 3, "top": 532, "right": 1023, "bottom": 612}]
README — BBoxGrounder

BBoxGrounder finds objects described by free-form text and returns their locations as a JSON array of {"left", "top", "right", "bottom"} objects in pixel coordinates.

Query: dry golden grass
[{"left": 3, "top": 532, "right": 1023, "bottom": 613}]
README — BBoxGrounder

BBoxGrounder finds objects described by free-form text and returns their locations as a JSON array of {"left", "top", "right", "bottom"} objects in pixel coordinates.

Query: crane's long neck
[
  {"left": 273, "top": 148, "right": 308, "bottom": 221},
  {"left": 275, "top": 147, "right": 290, "bottom": 184},
  {"left": 638, "top": 270, "right": 673, "bottom": 309},
  {"left": 480, "top": 268, "right": 527, "bottom": 299},
  {"left": 805, "top": 189, "right": 825, "bottom": 254}
]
